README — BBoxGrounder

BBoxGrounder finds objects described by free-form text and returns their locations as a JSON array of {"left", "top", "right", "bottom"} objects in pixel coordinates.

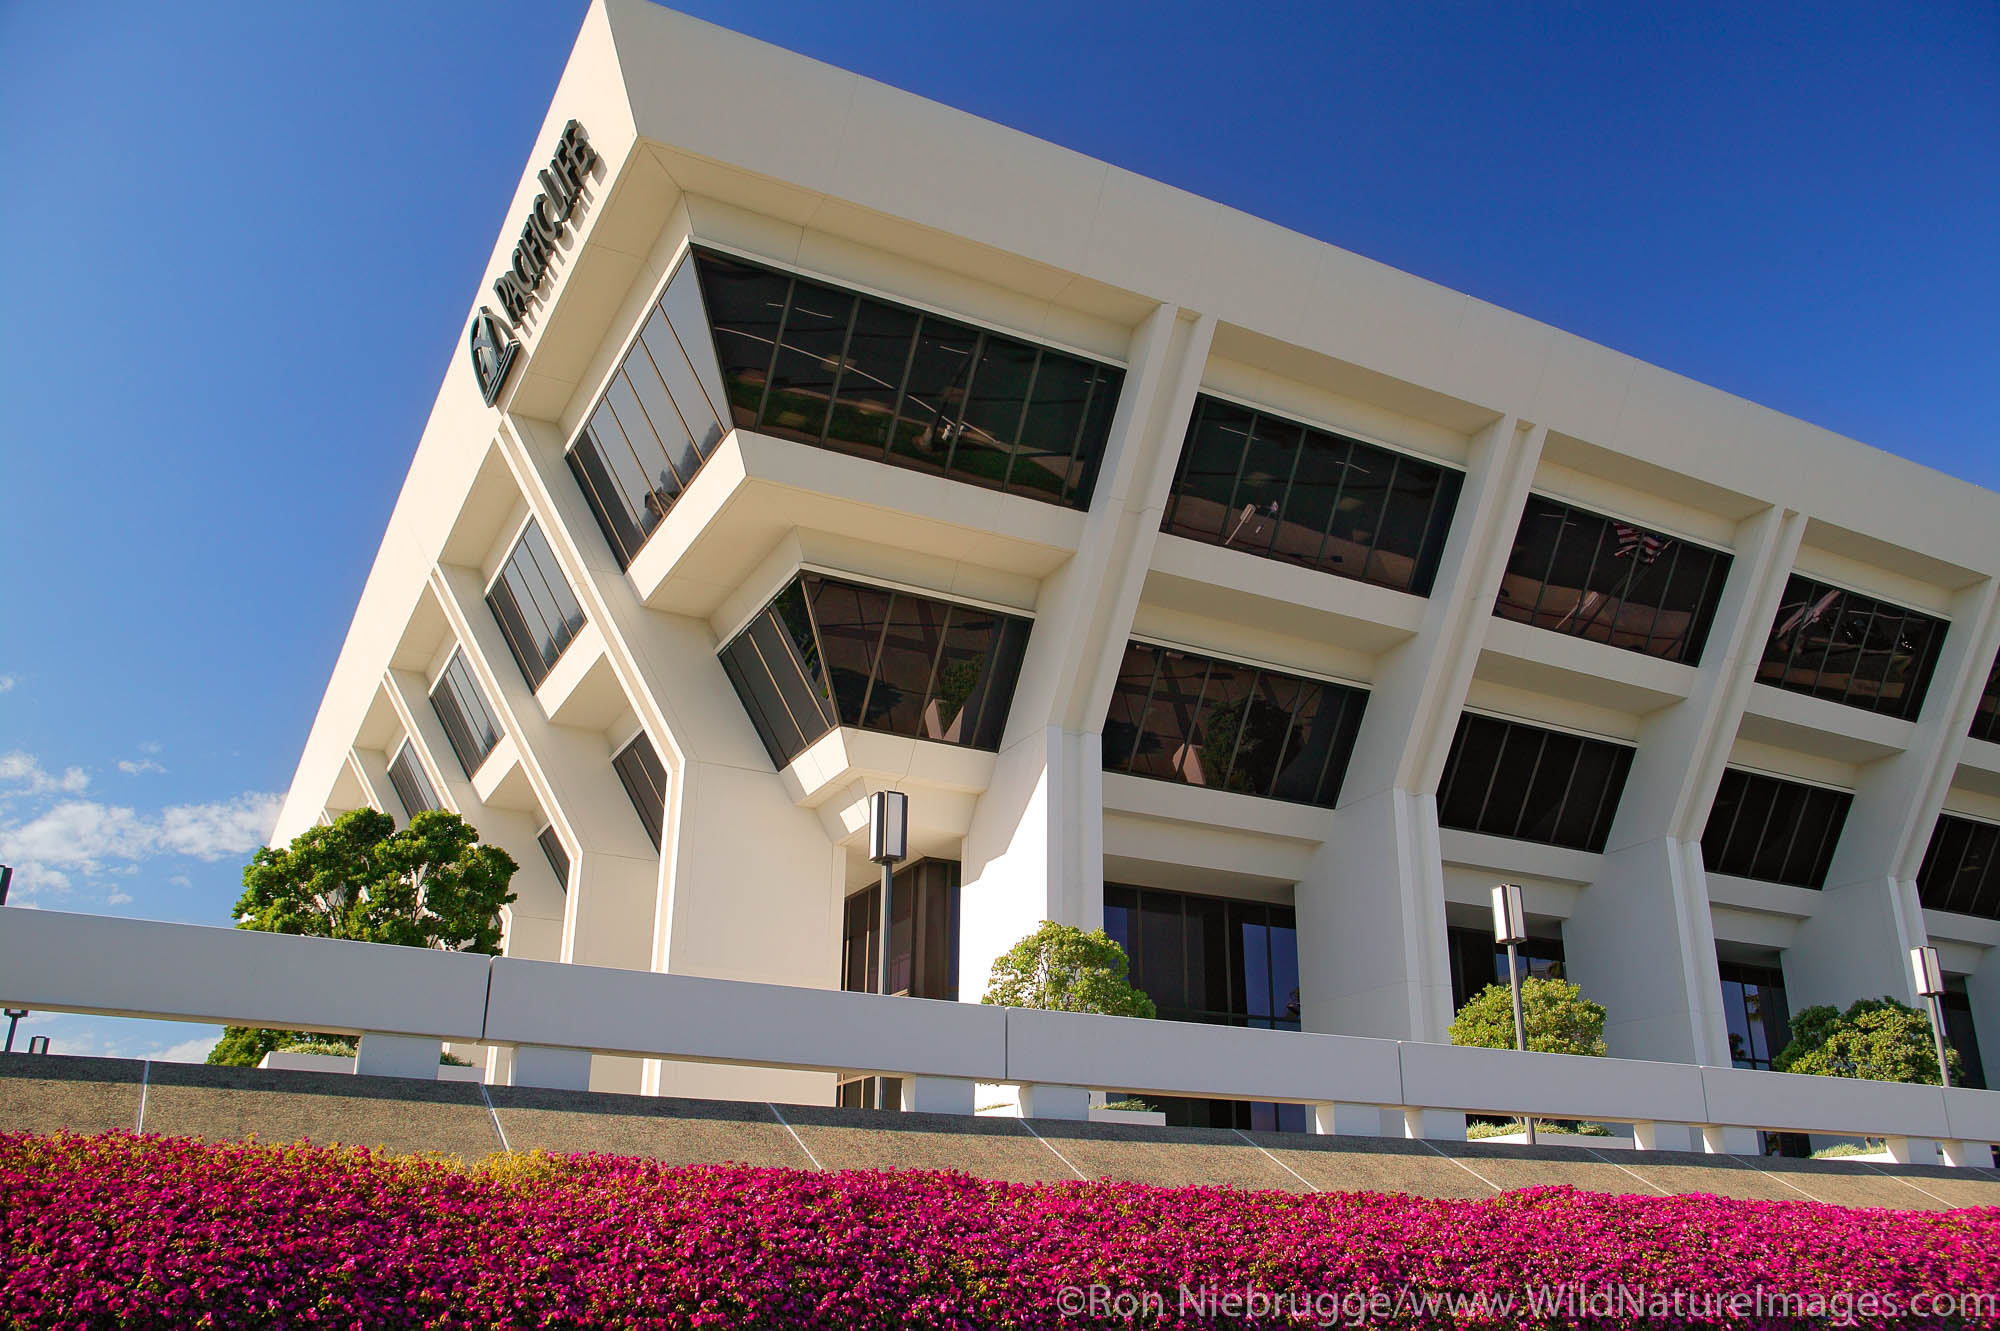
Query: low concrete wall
[{"left": 3, "top": 907, "right": 1996, "bottom": 1160}]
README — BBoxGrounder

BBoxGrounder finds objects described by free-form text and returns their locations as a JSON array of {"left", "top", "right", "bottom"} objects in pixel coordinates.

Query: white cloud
[
  {"left": 16, "top": 1013, "right": 221, "bottom": 1063},
  {"left": 168, "top": 874, "right": 192, "bottom": 889},
  {"left": 117, "top": 758, "right": 166, "bottom": 776},
  {"left": 5, "top": 862, "right": 71, "bottom": 898},
  {"left": 106, "top": 889, "right": 133, "bottom": 905},
  {"left": 146, "top": 1036, "right": 218, "bottom": 1064},
  {"left": 0, "top": 675, "right": 14, "bottom": 694},
  {"left": 138, "top": 741, "right": 161, "bottom": 755},
  {"left": 0, "top": 751, "right": 88, "bottom": 796},
  {"left": 0, "top": 793, "right": 280, "bottom": 893}
]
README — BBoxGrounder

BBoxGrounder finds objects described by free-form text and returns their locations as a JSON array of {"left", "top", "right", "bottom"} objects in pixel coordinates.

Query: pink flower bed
[{"left": 2, "top": 1131, "right": 1995, "bottom": 1329}]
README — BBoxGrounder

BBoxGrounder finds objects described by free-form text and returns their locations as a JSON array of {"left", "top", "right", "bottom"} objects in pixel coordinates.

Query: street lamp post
[
  {"left": 0, "top": 863, "right": 14, "bottom": 907},
  {"left": 1491, "top": 882, "right": 1535, "bottom": 1145},
  {"left": 868, "top": 790, "right": 909, "bottom": 1110},
  {"left": 2, "top": 1009, "right": 25, "bottom": 1054},
  {"left": 1910, "top": 945, "right": 1952, "bottom": 1090}
]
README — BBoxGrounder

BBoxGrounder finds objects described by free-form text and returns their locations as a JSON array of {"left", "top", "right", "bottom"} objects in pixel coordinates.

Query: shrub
[
  {"left": 1449, "top": 976, "right": 1608, "bottom": 1058},
  {"left": 979, "top": 921, "right": 1156, "bottom": 1018},
  {"left": 1774, "top": 997, "right": 1961, "bottom": 1085},
  {"left": 2, "top": 1131, "right": 1995, "bottom": 1329}
]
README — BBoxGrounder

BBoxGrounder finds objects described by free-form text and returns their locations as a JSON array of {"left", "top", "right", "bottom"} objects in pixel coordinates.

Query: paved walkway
[{"left": 5, "top": 1053, "right": 1997, "bottom": 1210}]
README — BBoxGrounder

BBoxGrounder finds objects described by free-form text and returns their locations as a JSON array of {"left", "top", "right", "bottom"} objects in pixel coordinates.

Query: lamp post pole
[
  {"left": 868, "top": 791, "right": 909, "bottom": 1110},
  {"left": 3, "top": 1010, "right": 25, "bottom": 1055},
  {"left": 1910, "top": 946, "right": 1952, "bottom": 1090},
  {"left": 1492, "top": 883, "right": 1535, "bottom": 1145}
]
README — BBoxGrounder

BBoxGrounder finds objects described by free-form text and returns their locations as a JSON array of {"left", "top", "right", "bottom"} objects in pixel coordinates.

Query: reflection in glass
[
  {"left": 1756, "top": 574, "right": 1947, "bottom": 720},
  {"left": 612, "top": 732, "right": 668, "bottom": 851},
  {"left": 486, "top": 521, "right": 587, "bottom": 692},
  {"left": 719, "top": 574, "right": 1029, "bottom": 769},
  {"left": 1161, "top": 395, "right": 1464, "bottom": 596},
  {"left": 429, "top": 649, "right": 504, "bottom": 778},
  {"left": 1436, "top": 715, "right": 1633, "bottom": 853},
  {"left": 1494, "top": 496, "right": 1732, "bottom": 665},
  {"left": 387, "top": 741, "right": 440, "bottom": 821},
  {"left": 1103, "top": 883, "right": 1307, "bottom": 1132},
  {"left": 1717, "top": 959, "right": 1791, "bottom": 1070},
  {"left": 1102, "top": 642, "right": 1366, "bottom": 809},
  {"left": 1917, "top": 814, "right": 2000, "bottom": 921},
  {"left": 1446, "top": 925, "right": 1564, "bottom": 1013},
  {"left": 1971, "top": 652, "right": 2000, "bottom": 745},
  {"left": 1701, "top": 769, "right": 1851, "bottom": 889},
  {"left": 842, "top": 859, "right": 959, "bottom": 1000}
]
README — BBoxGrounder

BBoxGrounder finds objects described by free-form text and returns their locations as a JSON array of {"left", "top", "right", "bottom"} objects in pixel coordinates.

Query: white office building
[{"left": 274, "top": 0, "right": 2000, "bottom": 1123}]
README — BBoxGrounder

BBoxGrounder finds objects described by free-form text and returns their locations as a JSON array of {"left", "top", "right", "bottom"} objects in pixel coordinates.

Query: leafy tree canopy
[
  {"left": 980, "top": 921, "right": 1156, "bottom": 1019},
  {"left": 209, "top": 809, "right": 517, "bottom": 1065},
  {"left": 1449, "top": 976, "right": 1607, "bottom": 1058},
  {"left": 1772, "top": 997, "right": 1960, "bottom": 1085}
]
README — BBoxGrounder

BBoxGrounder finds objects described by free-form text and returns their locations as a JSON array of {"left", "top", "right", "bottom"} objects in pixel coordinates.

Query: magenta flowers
[{"left": 2, "top": 1130, "right": 1995, "bottom": 1328}]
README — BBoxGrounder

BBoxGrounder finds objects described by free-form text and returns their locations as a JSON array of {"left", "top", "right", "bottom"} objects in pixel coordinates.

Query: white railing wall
[{"left": 4, "top": 908, "right": 1995, "bottom": 1166}]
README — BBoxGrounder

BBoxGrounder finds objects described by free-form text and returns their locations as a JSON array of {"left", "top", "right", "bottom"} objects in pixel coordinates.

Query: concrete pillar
[
  {"left": 1295, "top": 415, "right": 1542, "bottom": 1042},
  {"left": 1017, "top": 1083, "right": 1091, "bottom": 1120},
  {"left": 1632, "top": 1121, "right": 1698, "bottom": 1152},
  {"left": 958, "top": 303, "right": 1214, "bottom": 996},
  {"left": 511, "top": 1044, "right": 593, "bottom": 1091},
  {"left": 900, "top": 1076, "right": 976, "bottom": 1115},
  {"left": 1786, "top": 578, "right": 2000, "bottom": 1013},
  {"left": 1565, "top": 506, "right": 1805, "bottom": 1064}
]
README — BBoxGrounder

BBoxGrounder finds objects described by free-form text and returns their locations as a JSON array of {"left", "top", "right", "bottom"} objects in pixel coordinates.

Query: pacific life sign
[
  {"left": 470, "top": 120, "right": 602, "bottom": 405},
  {"left": 492, "top": 120, "right": 602, "bottom": 326}
]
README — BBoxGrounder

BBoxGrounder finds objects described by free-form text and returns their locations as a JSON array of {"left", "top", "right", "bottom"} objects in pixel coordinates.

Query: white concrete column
[
  {"left": 1786, "top": 578, "right": 2000, "bottom": 1013},
  {"left": 958, "top": 303, "right": 1215, "bottom": 998},
  {"left": 1564, "top": 506, "right": 1805, "bottom": 1064},
  {"left": 1294, "top": 415, "right": 1541, "bottom": 1042},
  {"left": 497, "top": 417, "right": 842, "bottom": 1105},
  {"left": 355, "top": 1034, "right": 442, "bottom": 1080},
  {"left": 432, "top": 562, "right": 659, "bottom": 976},
  {"left": 378, "top": 664, "right": 568, "bottom": 956}
]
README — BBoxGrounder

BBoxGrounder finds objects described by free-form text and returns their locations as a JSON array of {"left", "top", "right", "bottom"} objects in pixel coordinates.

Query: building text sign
[{"left": 492, "top": 119, "right": 601, "bottom": 327}]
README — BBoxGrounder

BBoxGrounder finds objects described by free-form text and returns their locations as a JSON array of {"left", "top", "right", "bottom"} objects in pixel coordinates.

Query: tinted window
[
  {"left": 720, "top": 574, "right": 1030, "bottom": 768},
  {"left": 842, "top": 859, "right": 960, "bottom": 1000},
  {"left": 1757, "top": 574, "right": 1948, "bottom": 721},
  {"left": 1162, "top": 394, "right": 1463, "bottom": 596},
  {"left": 1701, "top": 768, "right": 1852, "bottom": 889},
  {"left": 679, "top": 249, "right": 1122, "bottom": 510},
  {"left": 486, "top": 520, "right": 587, "bottom": 691},
  {"left": 1718, "top": 959, "right": 1791, "bottom": 1070},
  {"left": 429, "top": 649, "right": 503, "bottom": 778},
  {"left": 536, "top": 824, "right": 570, "bottom": 892},
  {"left": 1971, "top": 652, "right": 2000, "bottom": 745},
  {"left": 1437, "top": 714, "right": 1633, "bottom": 853},
  {"left": 1494, "top": 496, "right": 1732, "bottom": 665},
  {"left": 612, "top": 732, "right": 668, "bottom": 851},
  {"left": 567, "top": 257, "right": 733, "bottom": 568},
  {"left": 387, "top": 740, "right": 440, "bottom": 821},
  {"left": 1446, "top": 925, "right": 1565, "bottom": 1013},
  {"left": 1102, "top": 641, "right": 1366, "bottom": 809},
  {"left": 1917, "top": 814, "right": 2000, "bottom": 921}
]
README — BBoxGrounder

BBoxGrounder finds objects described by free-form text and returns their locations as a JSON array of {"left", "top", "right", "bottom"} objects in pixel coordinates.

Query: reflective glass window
[
  {"left": 1701, "top": 769, "right": 1852, "bottom": 889},
  {"left": 1437, "top": 714, "right": 1633, "bottom": 853},
  {"left": 1717, "top": 959, "right": 1791, "bottom": 1070},
  {"left": 1162, "top": 394, "right": 1462, "bottom": 596},
  {"left": 1494, "top": 496, "right": 1732, "bottom": 665},
  {"left": 387, "top": 740, "right": 440, "bottom": 821},
  {"left": 1970, "top": 652, "right": 2000, "bottom": 745},
  {"left": 719, "top": 574, "right": 1030, "bottom": 768},
  {"left": 429, "top": 648, "right": 504, "bottom": 778},
  {"left": 1103, "top": 642, "right": 1366, "bottom": 808},
  {"left": 536, "top": 824, "right": 570, "bottom": 892},
  {"left": 486, "top": 520, "right": 586, "bottom": 691},
  {"left": 671, "top": 249, "right": 1121, "bottom": 511},
  {"left": 612, "top": 732, "right": 668, "bottom": 851},
  {"left": 842, "top": 859, "right": 960, "bottom": 1000},
  {"left": 1446, "top": 925, "right": 1565, "bottom": 1013},
  {"left": 1917, "top": 814, "right": 2000, "bottom": 921},
  {"left": 1757, "top": 574, "right": 1948, "bottom": 720}
]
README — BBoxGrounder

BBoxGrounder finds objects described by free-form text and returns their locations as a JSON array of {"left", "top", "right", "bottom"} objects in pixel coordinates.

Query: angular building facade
[{"left": 274, "top": 0, "right": 2000, "bottom": 1111}]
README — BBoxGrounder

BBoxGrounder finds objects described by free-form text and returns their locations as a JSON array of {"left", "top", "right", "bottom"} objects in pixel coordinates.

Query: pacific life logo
[{"left": 469, "top": 119, "right": 603, "bottom": 407}]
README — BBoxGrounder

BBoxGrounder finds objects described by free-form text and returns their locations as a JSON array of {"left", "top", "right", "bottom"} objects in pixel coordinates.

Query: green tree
[
  {"left": 980, "top": 921, "right": 1157, "bottom": 1018},
  {"left": 1772, "top": 997, "right": 1961, "bottom": 1085},
  {"left": 1449, "top": 976, "right": 1607, "bottom": 1058},
  {"left": 208, "top": 808, "right": 517, "bottom": 1065}
]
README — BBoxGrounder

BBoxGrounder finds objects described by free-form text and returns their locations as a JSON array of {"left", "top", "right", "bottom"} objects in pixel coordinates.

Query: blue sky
[{"left": 1, "top": 1, "right": 1994, "bottom": 1061}]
